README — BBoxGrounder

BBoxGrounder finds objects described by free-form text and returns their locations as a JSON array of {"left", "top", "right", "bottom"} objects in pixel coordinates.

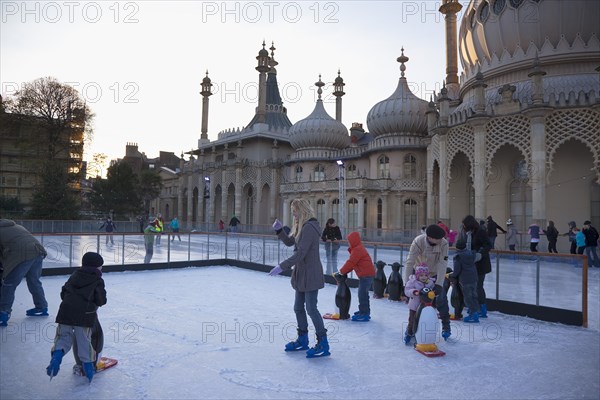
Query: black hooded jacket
[{"left": 56, "top": 267, "right": 107, "bottom": 327}]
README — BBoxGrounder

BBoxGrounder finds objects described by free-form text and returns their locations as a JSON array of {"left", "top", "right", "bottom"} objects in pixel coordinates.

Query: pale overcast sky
[{"left": 1, "top": 1, "right": 454, "bottom": 174}]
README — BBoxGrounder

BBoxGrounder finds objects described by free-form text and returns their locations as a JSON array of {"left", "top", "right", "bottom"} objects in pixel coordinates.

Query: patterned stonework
[
  {"left": 546, "top": 109, "right": 600, "bottom": 180},
  {"left": 485, "top": 115, "right": 531, "bottom": 177},
  {"left": 447, "top": 125, "right": 475, "bottom": 180}
]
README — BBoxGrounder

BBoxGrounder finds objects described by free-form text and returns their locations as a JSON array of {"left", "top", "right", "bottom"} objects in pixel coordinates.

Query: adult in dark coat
[
  {"left": 486, "top": 216, "right": 506, "bottom": 249},
  {"left": 460, "top": 215, "right": 492, "bottom": 317}
]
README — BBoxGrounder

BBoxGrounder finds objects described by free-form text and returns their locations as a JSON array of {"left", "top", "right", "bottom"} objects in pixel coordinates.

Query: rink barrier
[{"left": 35, "top": 232, "right": 589, "bottom": 327}]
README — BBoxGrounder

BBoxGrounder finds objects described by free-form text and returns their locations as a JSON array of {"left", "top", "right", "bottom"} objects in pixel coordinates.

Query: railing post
[
  {"left": 121, "top": 234, "right": 125, "bottom": 265},
  {"left": 373, "top": 245, "right": 378, "bottom": 265},
  {"left": 237, "top": 234, "right": 240, "bottom": 260},
  {"left": 167, "top": 234, "right": 171, "bottom": 264},
  {"left": 263, "top": 236, "right": 266, "bottom": 266},
  {"left": 225, "top": 232, "right": 229, "bottom": 259},
  {"left": 187, "top": 232, "right": 191, "bottom": 261},
  {"left": 206, "top": 232, "right": 210, "bottom": 261},
  {"left": 97, "top": 235, "right": 100, "bottom": 254},
  {"left": 496, "top": 252, "right": 500, "bottom": 300},
  {"left": 69, "top": 235, "right": 73, "bottom": 268},
  {"left": 535, "top": 256, "right": 540, "bottom": 306}
]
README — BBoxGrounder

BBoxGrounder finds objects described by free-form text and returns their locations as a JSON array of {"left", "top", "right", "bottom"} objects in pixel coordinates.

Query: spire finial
[
  {"left": 397, "top": 47, "right": 409, "bottom": 78},
  {"left": 269, "top": 41, "right": 278, "bottom": 70},
  {"left": 315, "top": 74, "right": 325, "bottom": 100}
]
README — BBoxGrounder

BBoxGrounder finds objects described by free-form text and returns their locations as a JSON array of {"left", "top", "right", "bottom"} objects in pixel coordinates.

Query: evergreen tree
[
  {"left": 89, "top": 162, "right": 142, "bottom": 218},
  {"left": 28, "top": 161, "right": 80, "bottom": 219}
]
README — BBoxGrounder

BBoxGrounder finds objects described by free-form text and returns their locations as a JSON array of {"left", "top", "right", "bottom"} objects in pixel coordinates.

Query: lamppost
[{"left": 336, "top": 160, "right": 346, "bottom": 236}]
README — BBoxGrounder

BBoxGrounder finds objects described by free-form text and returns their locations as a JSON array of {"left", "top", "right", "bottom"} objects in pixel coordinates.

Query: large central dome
[{"left": 459, "top": 0, "right": 600, "bottom": 80}]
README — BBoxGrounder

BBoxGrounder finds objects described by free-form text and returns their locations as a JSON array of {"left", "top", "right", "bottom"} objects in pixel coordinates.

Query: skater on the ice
[
  {"left": 563, "top": 221, "right": 578, "bottom": 254},
  {"left": 486, "top": 215, "right": 506, "bottom": 249},
  {"left": 46, "top": 252, "right": 107, "bottom": 382},
  {"left": 229, "top": 215, "right": 240, "bottom": 233},
  {"left": 582, "top": 221, "right": 600, "bottom": 268},
  {"left": 218, "top": 219, "right": 225, "bottom": 232},
  {"left": 336, "top": 231, "right": 375, "bottom": 321},
  {"left": 437, "top": 220, "right": 450, "bottom": 237},
  {"left": 0, "top": 219, "right": 48, "bottom": 327},
  {"left": 449, "top": 238, "right": 480, "bottom": 322},
  {"left": 528, "top": 222, "right": 543, "bottom": 252},
  {"left": 545, "top": 220, "right": 559, "bottom": 253},
  {"left": 269, "top": 199, "right": 329, "bottom": 358},
  {"left": 98, "top": 217, "right": 117, "bottom": 245},
  {"left": 447, "top": 229, "right": 458, "bottom": 247},
  {"left": 154, "top": 213, "right": 164, "bottom": 245},
  {"left": 506, "top": 219, "right": 518, "bottom": 251},
  {"left": 144, "top": 223, "right": 158, "bottom": 264},
  {"left": 321, "top": 218, "right": 343, "bottom": 275},
  {"left": 170, "top": 216, "right": 181, "bottom": 242},
  {"left": 460, "top": 215, "right": 492, "bottom": 319},
  {"left": 575, "top": 228, "right": 586, "bottom": 255},
  {"left": 403, "top": 224, "right": 451, "bottom": 339},
  {"left": 403, "top": 263, "right": 435, "bottom": 345}
]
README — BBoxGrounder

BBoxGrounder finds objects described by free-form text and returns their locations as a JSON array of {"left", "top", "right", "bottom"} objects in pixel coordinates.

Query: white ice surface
[{"left": 1, "top": 265, "right": 599, "bottom": 400}]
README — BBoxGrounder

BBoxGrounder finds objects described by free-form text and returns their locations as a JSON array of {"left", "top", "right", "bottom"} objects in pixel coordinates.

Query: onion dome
[
  {"left": 288, "top": 75, "right": 350, "bottom": 150},
  {"left": 366, "top": 48, "right": 429, "bottom": 136}
]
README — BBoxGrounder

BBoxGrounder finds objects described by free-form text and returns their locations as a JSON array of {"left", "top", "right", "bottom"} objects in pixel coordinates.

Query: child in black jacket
[{"left": 46, "top": 252, "right": 107, "bottom": 382}]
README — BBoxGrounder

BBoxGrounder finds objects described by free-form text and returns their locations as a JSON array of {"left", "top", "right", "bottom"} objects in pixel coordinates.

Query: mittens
[
  {"left": 272, "top": 219, "right": 283, "bottom": 231},
  {"left": 269, "top": 265, "right": 283, "bottom": 276}
]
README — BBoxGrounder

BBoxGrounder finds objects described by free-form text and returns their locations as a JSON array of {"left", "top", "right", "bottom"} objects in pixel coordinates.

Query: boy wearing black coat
[{"left": 47, "top": 252, "right": 107, "bottom": 382}]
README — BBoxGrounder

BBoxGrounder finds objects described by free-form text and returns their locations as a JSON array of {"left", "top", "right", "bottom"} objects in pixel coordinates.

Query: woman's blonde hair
[{"left": 289, "top": 198, "right": 315, "bottom": 238}]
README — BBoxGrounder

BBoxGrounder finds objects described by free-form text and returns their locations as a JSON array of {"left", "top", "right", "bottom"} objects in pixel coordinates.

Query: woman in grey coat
[{"left": 269, "top": 199, "right": 329, "bottom": 358}]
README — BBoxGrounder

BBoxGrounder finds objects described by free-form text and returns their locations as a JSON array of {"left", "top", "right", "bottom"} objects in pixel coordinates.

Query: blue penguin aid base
[{"left": 73, "top": 357, "right": 118, "bottom": 376}]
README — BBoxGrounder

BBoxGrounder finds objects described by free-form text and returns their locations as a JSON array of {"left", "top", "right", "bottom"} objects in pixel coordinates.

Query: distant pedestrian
[
  {"left": 528, "top": 222, "right": 543, "bottom": 252},
  {"left": 506, "top": 219, "right": 518, "bottom": 251},
  {"left": 563, "top": 221, "right": 578, "bottom": 254},
  {"left": 229, "top": 215, "right": 240, "bottom": 233},
  {"left": 321, "top": 218, "right": 342, "bottom": 274},
  {"left": 218, "top": 220, "right": 225, "bottom": 232},
  {"left": 154, "top": 214, "right": 164, "bottom": 245},
  {"left": 437, "top": 220, "right": 450, "bottom": 238},
  {"left": 582, "top": 221, "right": 600, "bottom": 268},
  {"left": 170, "top": 216, "right": 181, "bottom": 242},
  {"left": 575, "top": 228, "right": 585, "bottom": 255},
  {"left": 486, "top": 216, "right": 506, "bottom": 249},
  {"left": 99, "top": 217, "right": 117, "bottom": 245},
  {"left": 545, "top": 220, "right": 559, "bottom": 253},
  {"left": 144, "top": 223, "right": 158, "bottom": 264},
  {"left": 0, "top": 219, "right": 49, "bottom": 327},
  {"left": 447, "top": 229, "right": 458, "bottom": 247}
]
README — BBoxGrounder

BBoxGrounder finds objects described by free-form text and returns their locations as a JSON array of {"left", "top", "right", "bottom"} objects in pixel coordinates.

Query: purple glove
[
  {"left": 269, "top": 265, "right": 283, "bottom": 276},
  {"left": 272, "top": 219, "right": 283, "bottom": 231}
]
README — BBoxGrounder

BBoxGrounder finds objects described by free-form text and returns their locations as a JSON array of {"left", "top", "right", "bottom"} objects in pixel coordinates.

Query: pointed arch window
[
  {"left": 295, "top": 165, "right": 303, "bottom": 182},
  {"left": 314, "top": 164, "right": 325, "bottom": 181},
  {"left": 591, "top": 180, "right": 600, "bottom": 228},
  {"left": 332, "top": 198, "right": 340, "bottom": 225},
  {"left": 377, "top": 198, "right": 383, "bottom": 229},
  {"left": 348, "top": 198, "right": 358, "bottom": 230},
  {"left": 244, "top": 186, "right": 255, "bottom": 225},
  {"left": 347, "top": 164, "right": 358, "bottom": 178},
  {"left": 403, "top": 198, "right": 418, "bottom": 230},
  {"left": 378, "top": 155, "right": 390, "bottom": 178},
  {"left": 316, "top": 199, "right": 326, "bottom": 226},
  {"left": 404, "top": 154, "right": 417, "bottom": 179}
]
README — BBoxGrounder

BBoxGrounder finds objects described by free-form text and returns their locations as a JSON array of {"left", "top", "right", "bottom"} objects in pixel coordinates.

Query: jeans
[
  {"left": 433, "top": 281, "right": 450, "bottom": 331},
  {"left": 358, "top": 276, "right": 374, "bottom": 315},
  {"left": 530, "top": 242, "right": 538, "bottom": 252},
  {"left": 105, "top": 233, "right": 114, "bottom": 245},
  {"left": 0, "top": 255, "right": 47, "bottom": 314},
  {"left": 324, "top": 242, "right": 339, "bottom": 275},
  {"left": 461, "top": 282, "right": 480, "bottom": 314},
  {"left": 548, "top": 240, "right": 558, "bottom": 253},
  {"left": 585, "top": 246, "right": 600, "bottom": 268},
  {"left": 489, "top": 236, "right": 497, "bottom": 249},
  {"left": 144, "top": 243, "right": 154, "bottom": 264},
  {"left": 293, "top": 289, "right": 327, "bottom": 338}
]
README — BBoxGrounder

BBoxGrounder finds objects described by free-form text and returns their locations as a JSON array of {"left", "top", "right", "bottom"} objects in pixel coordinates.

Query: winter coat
[
  {"left": 403, "top": 233, "right": 449, "bottom": 284},
  {"left": 144, "top": 226, "right": 157, "bottom": 246},
  {"left": 506, "top": 226, "right": 518, "bottom": 246},
  {"left": 545, "top": 225, "right": 559, "bottom": 242},
  {"left": 170, "top": 219, "right": 180, "bottom": 230},
  {"left": 339, "top": 232, "right": 375, "bottom": 278},
  {"left": 450, "top": 248, "right": 478, "bottom": 286},
  {"left": 460, "top": 227, "right": 492, "bottom": 275},
  {"left": 404, "top": 275, "right": 435, "bottom": 311},
  {"left": 576, "top": 232, "right": 586, "bottom": 248},
  {"left": 278, "top": 218, "right": 325, "bottom": 292},
  {"left": 229, "top": 217, "right": 240, "bottom": 227},
  {"left": 321, "top": 225, "right": 342, "bottom": 242},
  {"left": 583, "top": 226, "right": 599, "bottom": 247},
  {"left": 0, "top": 219, "right": 47, "bottom": 277},
  {"left": 486, "top": 219, "right": 506, "bottom": 238},
  {"left": 528, "top": 224, "right": 542, "bottom": 242},
  {"left": 99, "top": 219, "right": 116, "bottom": 232},
  {"left": 56, "top": 267, "right": 107, "bottom": 328}
]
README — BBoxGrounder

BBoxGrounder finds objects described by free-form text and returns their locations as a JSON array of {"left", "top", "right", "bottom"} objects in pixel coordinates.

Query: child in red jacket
[{"left": 337, "top": 231, "right": 376, "bottom": 321}]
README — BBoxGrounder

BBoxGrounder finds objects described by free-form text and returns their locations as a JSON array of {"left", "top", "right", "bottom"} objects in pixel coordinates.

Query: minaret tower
[
  {"left": 255, "top": 41, "right": 270, "bottom": 123},
  {"left": 439, "top": 0, "right": 462, "bottom": 98},
  {"left": 333, "top": 69, "right": 345, "bottom": 122},
  {"left": 199, "top": 70, "right": 212, "bottom": 146}
]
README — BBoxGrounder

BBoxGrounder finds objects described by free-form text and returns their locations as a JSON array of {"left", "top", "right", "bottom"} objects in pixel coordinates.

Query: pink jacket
[{"left": 404, "top": 275, "right": 435, "bottom": 311}]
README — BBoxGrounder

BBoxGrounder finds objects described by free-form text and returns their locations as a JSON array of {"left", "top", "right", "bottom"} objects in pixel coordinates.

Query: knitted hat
[
  {"left": 415, "top": 264, "right": 429, "bottom": 279},
  {"left": 425, "top": 224, "right": 446, "bottom": 239},
  {"left": 506, "top": 218, "right": 513, "bottom": 225},
  {"left": 82, "top": 252, "right": 104, "bottom": 268}
]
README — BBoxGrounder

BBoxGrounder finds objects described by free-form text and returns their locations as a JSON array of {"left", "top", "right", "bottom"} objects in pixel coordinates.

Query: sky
[
  {"left": 1, "top": 264, "right": 599, "bottom": 400},
  {"left": 0, "top": 0, "right": 455, "bottom": 176}
]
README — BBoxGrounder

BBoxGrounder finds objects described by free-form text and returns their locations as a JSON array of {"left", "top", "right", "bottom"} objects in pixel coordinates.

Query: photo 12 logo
[
  {"left": 201, "top": 1, "right": 340, "bottom": 24},
  {"left": 2, "top": 81, "right": 140, "bottom": 104},
  {"left": 1, "top": 1, "right": 140, "bottom": 24}
]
